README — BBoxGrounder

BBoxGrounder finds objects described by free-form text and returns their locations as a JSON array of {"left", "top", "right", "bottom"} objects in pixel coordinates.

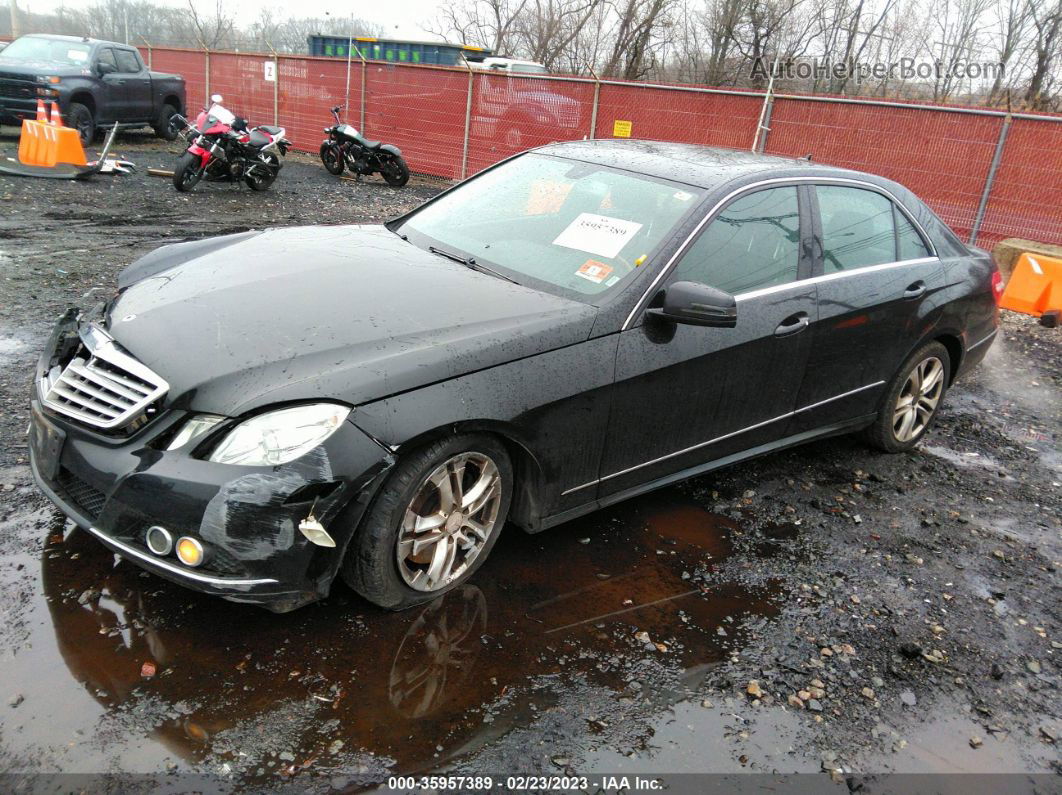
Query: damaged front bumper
[{"left": 28, "top": 316, "right": 394, "bottom": 612}]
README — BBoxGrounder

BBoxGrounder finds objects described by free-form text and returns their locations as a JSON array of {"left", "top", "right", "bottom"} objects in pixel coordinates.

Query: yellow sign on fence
[{"left": 612, "top": 119, "right": 632, "bottom": 138}]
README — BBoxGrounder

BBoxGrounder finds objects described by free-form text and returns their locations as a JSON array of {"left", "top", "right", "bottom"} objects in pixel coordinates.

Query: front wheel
[
  {"left": 864, "top": 341, "right": 951, "bottom": 452},
  {"left": 68, "top": 102, "right": 95, "bottom": 147},
  {"left": 320, "top": 143, "right": 344, "bottom": 175},
  {"left": 342, "top": 434, "right": 512, "bottom": 610},
  {"left": 379, "top": 154, "right": 409, "bottom": 187},
  {"left": 154, "top": 103, "right": 179, "bottom": 141},
  {"left": 172, "top": 151, "right": 204, "bottom": 192}
]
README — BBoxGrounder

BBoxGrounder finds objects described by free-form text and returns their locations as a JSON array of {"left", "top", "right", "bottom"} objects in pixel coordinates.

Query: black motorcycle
[{"left": 320, "top": 106, "right": 409, "bottom": 187}]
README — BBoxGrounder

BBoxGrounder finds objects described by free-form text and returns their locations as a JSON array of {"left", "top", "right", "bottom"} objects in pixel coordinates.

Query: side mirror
[
  {"left": 97, "top": 61, "right": 116, "bottom": 76},
  {"left": 646, "top": 281, "right": 737, "bottom": 328},
  {"left": 210, "top": 93, "right": 223, "bottom": 104}
]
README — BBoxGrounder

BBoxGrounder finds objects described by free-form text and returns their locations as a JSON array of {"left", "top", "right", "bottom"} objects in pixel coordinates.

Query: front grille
[
  {"left": 57, "top": 468, "right": 108, "bottom": 520},
  {"left": 0, "top": 76, "right": 35, "bottom": 99},
  {"left": 39, "top": 324, "right": 168, "bottom": 432}
]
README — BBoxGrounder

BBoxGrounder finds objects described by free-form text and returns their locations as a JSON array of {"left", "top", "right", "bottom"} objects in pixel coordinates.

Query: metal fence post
[
  {"left": 461, "top": 62, "right": 474, "bottom": 180},
  {"left": 969, "top": 112, "right": 1012, "bottom": 247},
  {"left": 588, "top": 66, "right": 601, "bottom": 139},
  {"left": 752, "top": 57, "right": 778, "bottom": 153},
  {"left": 139, "top": 36, "right": 151, "bottom": 68},
  {"left": 757, "top": 96, "right": 774, "bottom": 153},
  {"left": 203, "top": 45, "right": 211, "bottom": 102},
  {"left": 360, "top": 51, "right": 367, "bottom": 133},
  {"left": 270, "top": 48, "right": 279, "bottom": 126}
]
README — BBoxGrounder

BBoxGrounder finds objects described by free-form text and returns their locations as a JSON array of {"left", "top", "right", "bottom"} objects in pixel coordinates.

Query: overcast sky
[{"left": 20, "top": 0, "right": 448, "bottom": 42}]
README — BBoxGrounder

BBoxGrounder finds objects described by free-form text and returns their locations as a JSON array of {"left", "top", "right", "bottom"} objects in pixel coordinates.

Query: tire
[
  {"left": 244, "top": 153, "right": 279, "bottom": 191},
  {"left": 154, "top": 103, "right": 179, "bottom": 141},
  {"left": 342, "top": 434, "right": 513, "bottom": 610},
  {"left": 380, "top": 154, "right": 409, "bottom": 187},
  {"left": 320, "top": 143, "right": 344, "bottom": 175},
  {"left": 864, "top": 341, "right": 951, "bottom": 452},
  {"left": 172, "top": 151, "right": 204, "bottom": 192},
  {"left": 68, "top": 102, "right": 95, "bottom": 147}
]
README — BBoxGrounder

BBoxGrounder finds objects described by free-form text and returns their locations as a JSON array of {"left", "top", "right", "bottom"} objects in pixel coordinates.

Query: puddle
[{"left": 3, "top": 489, "right": 787, "bottom": 784}]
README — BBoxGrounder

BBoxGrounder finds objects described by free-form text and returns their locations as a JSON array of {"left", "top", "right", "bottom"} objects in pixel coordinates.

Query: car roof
[
  {"left": 536, "top": 139, "right": 865, "bottom": 190},
  {"left": 20, "top": 34, "right": 124, "bottom": 48}
]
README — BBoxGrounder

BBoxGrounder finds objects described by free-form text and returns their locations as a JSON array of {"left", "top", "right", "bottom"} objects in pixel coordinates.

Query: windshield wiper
[{"left": 428, "top": 245, "right": 518, "bottom": 285}]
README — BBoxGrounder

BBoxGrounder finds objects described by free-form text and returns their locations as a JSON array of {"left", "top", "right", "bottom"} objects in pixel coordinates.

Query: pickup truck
[{"left": 0, "top": 34, "right": 186, "bottom": 145}]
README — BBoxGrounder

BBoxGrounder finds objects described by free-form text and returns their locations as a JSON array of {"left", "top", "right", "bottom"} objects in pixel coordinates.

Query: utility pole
[{"left": 10, "top": 0, "right": 22, "bottom": 39}]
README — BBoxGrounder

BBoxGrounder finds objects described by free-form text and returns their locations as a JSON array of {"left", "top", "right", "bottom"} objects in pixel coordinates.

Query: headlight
[
  {"left": 166, "top": 415, "right": 224, "bottom": 451},
  {"left": 207, "top": 404, "right": 351, "bottom": 466},
  {"left": 35, "top": 75, "right": 61, "bottom": 84}
]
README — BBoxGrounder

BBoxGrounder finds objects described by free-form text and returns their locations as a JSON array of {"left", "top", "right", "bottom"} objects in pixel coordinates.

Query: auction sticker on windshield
[
  {"left": 553, "top": 213, "right": 642, "bottom": 258},
  {"left": 574, "top": 259, "right": 614, "bottom": 284}
]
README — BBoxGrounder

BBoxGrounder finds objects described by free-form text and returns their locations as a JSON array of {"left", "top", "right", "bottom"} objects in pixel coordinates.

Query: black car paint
[
  {"left": 0, "top": 35, "right": 184, "bottom": 129},
  {"left": 29, "top": 140, "right": 998, "bottom": 611}
]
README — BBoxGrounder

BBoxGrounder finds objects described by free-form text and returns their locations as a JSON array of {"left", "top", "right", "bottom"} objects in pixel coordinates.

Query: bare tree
[
  {"left": 1023, "top": 0, "right": 1062, "bottom": 109},
  {"left": 187, "top": 0, "right": 234, "bottom": 49},
  {"left": 601, "top": 0, "right": 674, "bottom": 79}
]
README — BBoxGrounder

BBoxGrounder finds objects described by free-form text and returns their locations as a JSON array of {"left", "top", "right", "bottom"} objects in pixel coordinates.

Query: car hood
[{"left": 106, "top": 225, "right": 596, "bottom": 417}]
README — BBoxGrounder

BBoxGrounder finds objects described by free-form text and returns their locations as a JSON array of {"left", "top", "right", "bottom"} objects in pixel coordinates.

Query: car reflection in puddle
[{"left": 41, "top": 487, "right": 788, "bottom": 783}]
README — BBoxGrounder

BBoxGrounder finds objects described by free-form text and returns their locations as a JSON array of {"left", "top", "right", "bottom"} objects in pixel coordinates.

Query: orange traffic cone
[
  {"left": 36, "top": 99, "right": 48, "bottom": 122},
  {"left": 49, "top": 102, "right": 64, "bottom": 127}
]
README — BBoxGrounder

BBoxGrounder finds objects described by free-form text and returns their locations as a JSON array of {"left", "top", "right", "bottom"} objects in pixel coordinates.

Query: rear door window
[
  {"left": 896, "top": 208, "right": 931, "bottom": 260},
  {"left": 817, "top": 185, "right": 896, "bottom": 272},
  {"left": 671, "top": 187, "right": 801, "bottom": 294}
]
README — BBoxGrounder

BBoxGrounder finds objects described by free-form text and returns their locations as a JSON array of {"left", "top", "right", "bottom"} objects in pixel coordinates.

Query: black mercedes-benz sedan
[{"left": 28, "top": 140, "right": 1001, "bottom": 611}]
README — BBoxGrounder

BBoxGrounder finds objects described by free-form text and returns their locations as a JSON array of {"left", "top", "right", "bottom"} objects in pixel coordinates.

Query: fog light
[
  {"left": 145, "top": 525, "right": 173, "bottom": 555},
  {"left": 175, "top": 536, "right": 205, "bottom": 567}
]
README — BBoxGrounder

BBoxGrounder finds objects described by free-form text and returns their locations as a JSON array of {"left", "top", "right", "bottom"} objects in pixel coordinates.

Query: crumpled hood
[{"left": 105, "top": 225, "right": 596, "bottom": 417}]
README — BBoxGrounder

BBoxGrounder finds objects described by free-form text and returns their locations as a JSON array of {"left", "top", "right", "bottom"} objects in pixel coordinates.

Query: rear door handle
[
  {"left": 775, "top": 311, "right": 809, "bottom": 337},
  {"left": 903, "top": 280, "right": 927, "bottom": 300}
]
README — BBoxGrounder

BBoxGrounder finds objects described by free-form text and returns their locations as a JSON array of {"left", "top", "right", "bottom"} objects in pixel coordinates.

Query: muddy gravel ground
[{"left": 0, "top": 133, "right": 1058, "bottom": 792}]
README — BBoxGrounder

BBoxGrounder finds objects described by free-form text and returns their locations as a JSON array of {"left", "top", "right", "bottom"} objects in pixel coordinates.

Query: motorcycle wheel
[
  {"left": 245, "top": 154, "right": 280, "bottom": 191},
  {"left": 380, "top": 155, "right": 410, "bottom": 187},
  {"left": 320, "top": 143, "right": 345, "bottom": 175},
  {"left": 173, "top": 152, "right": 204, "bottom": 192}
]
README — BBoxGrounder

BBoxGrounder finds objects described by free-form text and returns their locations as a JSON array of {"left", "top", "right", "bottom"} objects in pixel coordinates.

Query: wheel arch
[
  {"left": 933, "top": 332, "right": 963, "bottom": 385},
  {"left": 69, "top": 92, "right": 96, "bottom": 116},
  {"left": 162, "top": 94, "right": 183, "bottom": 114},
  {"left": 389, "top": 420, "right": 546, "bottom": 533}
]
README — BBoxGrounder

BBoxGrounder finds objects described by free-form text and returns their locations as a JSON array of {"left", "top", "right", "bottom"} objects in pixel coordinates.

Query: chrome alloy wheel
[
  {"left": 397, "top": 452, "right": 502, "bottom": 592},
  {"left": 892, "top": 355, "right": 945, "bottom": 442}
]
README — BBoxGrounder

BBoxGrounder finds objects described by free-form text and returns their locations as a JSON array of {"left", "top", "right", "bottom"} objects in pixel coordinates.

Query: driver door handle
[
  {"left": 775, "top": 311, "right": 810, "bottom": 337},
  {"left": 903, "top": 280, "right": 927, "bottom": 300}
]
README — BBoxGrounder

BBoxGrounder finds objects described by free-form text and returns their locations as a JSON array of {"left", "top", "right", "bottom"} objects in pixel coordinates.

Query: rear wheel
[
  {"left": 68, "top": 103, "right": 95, "bottom": 146},
  {"left": 172, "top": 151, "right": 204, "bottom": 192},
  {"left": 153, "top": 103, "right": 179, "bottom": 141},
  {"left": 864, "top": 341, "right": 950, "bottom": 452},
  {"left": 342, "top": 434, "right": 512, "bottom": 610},
  {"left": 245, "top": 153, "right": 279, "bottom": 191},
  {"left": 320, "top": 143, "right": 344, "bottom": 175},
  {"left": 380, "top": 154, "right": 409, "bottom": 187}
]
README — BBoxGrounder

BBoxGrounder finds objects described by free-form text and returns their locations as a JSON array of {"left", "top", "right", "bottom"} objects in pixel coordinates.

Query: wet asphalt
[{"left": 0, "top": 133, "right": 1058, "bottom": 790}]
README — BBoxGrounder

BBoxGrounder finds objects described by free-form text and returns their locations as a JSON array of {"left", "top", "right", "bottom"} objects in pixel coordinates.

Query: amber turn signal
[{"left": 175, "top": 536, "right": 205, "bottom": 567}]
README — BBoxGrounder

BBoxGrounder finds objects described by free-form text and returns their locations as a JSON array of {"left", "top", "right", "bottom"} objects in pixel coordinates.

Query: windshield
[
  {"left": 206, "top": 103, "right": 236, "bottom": 125},
  {"left": 0, "top": 36, "right": 92, "bottom": 66},
  {"left": 396, "top": 154, "right": 702, "bottom": 301}
]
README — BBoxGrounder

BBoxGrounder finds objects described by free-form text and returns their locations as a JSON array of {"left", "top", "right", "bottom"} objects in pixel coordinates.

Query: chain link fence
[{"left": 134, "top": 43, "right": 1062, "bottom": 250}]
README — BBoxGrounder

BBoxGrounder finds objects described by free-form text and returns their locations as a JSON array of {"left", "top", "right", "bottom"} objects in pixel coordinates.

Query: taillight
[{"left": 991, "top": 270, "right": 1004, "bottom": 304}]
